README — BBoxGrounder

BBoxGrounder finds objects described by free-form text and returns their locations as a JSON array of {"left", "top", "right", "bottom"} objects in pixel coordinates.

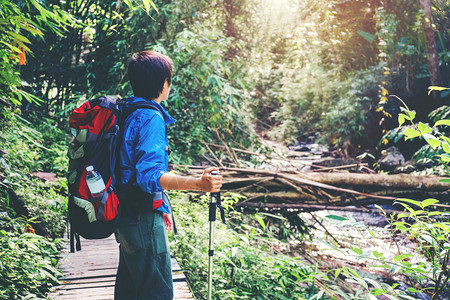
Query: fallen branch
[
  {"left": 308, "top": 163, "right": 369, "bottom": 173},
  {"left": 172, "top": 165, "right": 450, "bottom": 208},
  {"left": 309, "top": 212, "right": 345, "bottom": 247}
]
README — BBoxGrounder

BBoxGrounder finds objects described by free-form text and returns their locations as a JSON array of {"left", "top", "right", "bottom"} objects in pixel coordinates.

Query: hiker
[{"left": 114, "top": 50, "right": 223, "bottom": 300}]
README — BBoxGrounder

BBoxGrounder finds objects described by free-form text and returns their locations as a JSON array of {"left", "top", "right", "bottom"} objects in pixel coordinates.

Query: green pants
[{"left": 114, "top": 210, "right": 173, "bottom": 300}]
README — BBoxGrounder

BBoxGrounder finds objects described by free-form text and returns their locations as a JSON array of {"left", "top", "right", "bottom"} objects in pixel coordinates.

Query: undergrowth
[
  {"left": 0, "top": 111, "right": 68, "bottom": 299},
  {"left": 169, "top": 191, "right": 322, "bottom": 300}
]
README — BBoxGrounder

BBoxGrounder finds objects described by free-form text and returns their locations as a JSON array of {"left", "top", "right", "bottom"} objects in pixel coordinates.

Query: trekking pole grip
[{"left": 209, "top": 170, "right": 219, "bottom": 222}]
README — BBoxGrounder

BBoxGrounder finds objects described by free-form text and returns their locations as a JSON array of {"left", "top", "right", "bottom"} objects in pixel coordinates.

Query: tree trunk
[
  {"left": 224, "top": 0, "right": 238, "bottom": 59},
  {"left": 419, "top": 0, "right": 441, "bottom": 103}
]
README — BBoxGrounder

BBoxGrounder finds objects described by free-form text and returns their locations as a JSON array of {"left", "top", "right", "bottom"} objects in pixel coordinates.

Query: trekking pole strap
[
  {"left": 217, "top": 203, "right": 226, "bottom": 224},
  {"left": 70, "top": 226, "right": 75, "bottom": 253},
  {"left": 209, "top": 197, "right": 217, "bottom": 222},
  {"left": 209, "top": 193, "right": 225, "bottom": 223}
]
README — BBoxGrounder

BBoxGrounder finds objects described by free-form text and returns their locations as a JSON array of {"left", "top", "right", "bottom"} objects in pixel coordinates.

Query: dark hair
[{"left": 127, "top": 51, "right": 173, "bottom": 100}]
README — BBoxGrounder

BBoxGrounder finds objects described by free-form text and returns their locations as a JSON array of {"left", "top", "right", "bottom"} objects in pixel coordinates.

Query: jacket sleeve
[{"left": 135, "top": 112, "right": 166, "bottom": 194}]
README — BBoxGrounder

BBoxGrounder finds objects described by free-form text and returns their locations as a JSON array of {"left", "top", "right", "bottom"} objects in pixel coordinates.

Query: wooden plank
[{"left": 49, "top": 235, "right": 195, "bottom": 299}]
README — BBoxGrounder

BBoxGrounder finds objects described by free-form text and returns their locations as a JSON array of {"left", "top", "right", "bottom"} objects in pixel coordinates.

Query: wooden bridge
[{"left": 49, "top": 235, "right": 194, "bottom": 299}]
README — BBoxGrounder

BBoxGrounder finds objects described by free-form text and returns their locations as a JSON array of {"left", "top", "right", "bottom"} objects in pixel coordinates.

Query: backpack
[{"left": 67, "top": 96, "right": 166, "bottom": 252}]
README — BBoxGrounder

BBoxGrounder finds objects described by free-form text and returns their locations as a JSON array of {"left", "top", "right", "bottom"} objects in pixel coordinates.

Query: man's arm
[
  {"left": 160, "top": 167, "right": 222, "bottom": 231},
  {"left": 159, "top": 167, "right": 222, "bottom": 193}
]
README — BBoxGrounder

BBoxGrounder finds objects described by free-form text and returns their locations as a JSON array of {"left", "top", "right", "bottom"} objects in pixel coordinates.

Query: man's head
[{"left": 128, "top": 51, "right": 173, "bottom": 100}]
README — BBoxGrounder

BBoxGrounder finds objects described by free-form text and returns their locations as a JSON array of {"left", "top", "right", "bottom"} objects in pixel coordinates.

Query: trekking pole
[{"left": 207, "top": 170, "right": 225, "bottom": 300}]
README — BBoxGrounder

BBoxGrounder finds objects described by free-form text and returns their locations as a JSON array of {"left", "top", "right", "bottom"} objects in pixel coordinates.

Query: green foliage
[
  {"left": 151, "top": 25, "right": 257, "bottom": 162},
  {"left": 169, "top": 191, "right": 321, "bottom": 299},
  {"left": 0, "top": 230, "right": 63, "bottom": 299},
  {"left": 318, "top": 198, "right": 450, "bottom": 299},
  {"left": 0, "top": 113, "right": 67, "bottom": 299},
  {"left": 0, "top": 116, "right": 68, "bottom": 238},
  {"left": 1, "top": 111, "right": 69, "bottom": 176},
  {"left": 0, "top": 0, "right": 75, "bottom": 113},
  {"left": 16, "top": 0, "right": 258, "bottom": 163},
  {"left": 314, "top": 97, "right": 450, "bottom": 299},
  {"left": 400, "top": 102, "right": 450, "bottom": 167},
  {"left": 0, "top": 111, "right": 68, "bottom": 298},
  {"left": 243, "top": 0, "right": 449, "bottom": 152},
  {"left": 0, "top": 0, "right": 41, "bottom": 110},
  {"left": 269, "top": 63, "right": 386, "bottom": 152}
]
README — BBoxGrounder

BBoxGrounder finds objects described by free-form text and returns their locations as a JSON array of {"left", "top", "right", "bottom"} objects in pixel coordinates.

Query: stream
[{"left": 258, "top": 140, "right": 431, "bottom": 299}]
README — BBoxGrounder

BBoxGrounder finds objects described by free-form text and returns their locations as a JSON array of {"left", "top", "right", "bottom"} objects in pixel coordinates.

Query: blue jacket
[{"left": 119, "top": 97, "right": 176, "bottom": 195}]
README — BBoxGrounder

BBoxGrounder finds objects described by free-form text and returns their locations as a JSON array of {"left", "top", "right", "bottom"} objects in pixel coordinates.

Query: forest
[{"left": 1, "top": 0, "right": 450, "bottom": 299}]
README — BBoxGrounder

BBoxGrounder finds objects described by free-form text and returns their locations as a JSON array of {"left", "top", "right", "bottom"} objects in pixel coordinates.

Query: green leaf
[
  {"left": 438, "top": 155, "right": 450, "bottom": 162},
  {"left": 372, "top": 250, "right": 383, "bottom": 258},
  {"left": 325, "top": 215, "right": 347, "bottom": 221},
  {"left": 396, "top": 198, "right": 421, "bottom": 208},
  {"left": 357, "top": 30, "right": 375, "bottom": 43},
  {"left": 254, "top": 214, "right": 266, "bottom": 230},
  {"left": 313, "top": 290, "right": 324, "bottom": 300},
  {"left": 148, "top": 0, "right": 159, "bottom": 12},
  {"left": 404, "top": 128, "right": 420, "bottom": 140},
  {"left": 9, "top": 32, "right": 31, "bottom": 44},
  {"left": 400, "top": 260, "right": 412, "bottom": 267},
  {"left": 348, "top": 268, "right": 363, "bottom": 279},
  {"left": 428, "top": 211, "right": 443, "bottom": 216},
  {"left": 398, "top": 113, "right": 409, "bottom": 126},
  {"left": 394, "top": 254, "right": 413, "bottom": 262},
  {"left": 123, "top": 0, "right": 134, "bottom": 10},
  {"left": 365, "top": 278, "right": 383, "bottom": 291},
  {"left": 432, "top": 223, "right": 450, "bottom": 233},
  {"left": 334, "top": 268, "right": 341, "bottom": 279},
  {"left": 374, "top": 204, "right": 384, "bottom": 213},
  {"left": 405, "top": 110, "right": 416, "bottom": 120},
  {"left": 428, "top": 86, "right": 450, "bottom": 95},
  {"left": 351, "top": 246, "right": 363, "bottom": 255},
  {"left": 434, "top": 119, "right": 450, "bottom": 127},
  {"left": 443, "top": 142, "right": 450, "bottom": 154},
  {"left": 142, "top": 0, "right": 150, "bottom": 13},
  {"left": 365, "top": 293, "right": 378, "bottom": 300},
  {"left": 440, "top": 178, "right": 450, "bottom": 183},
  {"left": 426, "top": 137, "right": 441, "bottom": 149},
  {"left": 21, "top": 23, "right": 43, "bottom": 36},
  {"left": 418, "top": 122, "right": 432, "bottom": 134},
  {"left": 421, "top": 198, "right": 439, "bottom": 208}
]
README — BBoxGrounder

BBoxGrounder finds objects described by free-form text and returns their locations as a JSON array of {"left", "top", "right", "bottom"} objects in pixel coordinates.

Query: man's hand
[
  {"left": 198, "top": 167, "right": 222, "bottom": 192},
  {"left": 163, "top": 213, "right": 173, "bottom": 231}
]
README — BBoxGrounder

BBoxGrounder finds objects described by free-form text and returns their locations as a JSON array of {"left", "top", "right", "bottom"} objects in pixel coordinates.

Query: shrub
[{"left": 169, "top": 191, "right": 321, "bottom": 299}]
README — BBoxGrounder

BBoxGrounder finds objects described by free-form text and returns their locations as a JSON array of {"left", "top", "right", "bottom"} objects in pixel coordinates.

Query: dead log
[
  {"left": 302, "top": 172, "right": 450, "bottom": 191},
  {"left": 220, "top": 167, "right": 450, "bottom": 191}
]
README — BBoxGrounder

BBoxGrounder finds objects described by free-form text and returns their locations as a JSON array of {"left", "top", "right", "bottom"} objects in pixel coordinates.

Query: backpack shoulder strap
[
  {"left": 122, "top": 103, "right": 161, "bottom": 124},
  {"left": 121, "top": 102, "right": 168, "bottom": 138}
]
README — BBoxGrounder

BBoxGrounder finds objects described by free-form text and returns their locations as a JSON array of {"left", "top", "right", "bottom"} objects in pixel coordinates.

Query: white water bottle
[{"left": 86, "top": 165, "right": 106, "bottom": 198}]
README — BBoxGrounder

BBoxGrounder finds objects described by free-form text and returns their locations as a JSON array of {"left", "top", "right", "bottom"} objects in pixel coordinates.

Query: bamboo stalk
[{"left": 202, "top": 142, "right": 224, "bottom": 168}]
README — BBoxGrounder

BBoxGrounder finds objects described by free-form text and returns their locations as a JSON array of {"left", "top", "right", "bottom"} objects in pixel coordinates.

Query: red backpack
[{"left": 67, "top": 96, "right": 159, "bottom": 252}]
